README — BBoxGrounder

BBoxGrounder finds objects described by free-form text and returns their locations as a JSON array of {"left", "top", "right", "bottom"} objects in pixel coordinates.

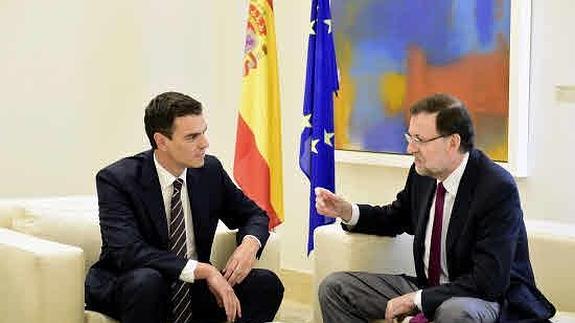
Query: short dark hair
[
  {"left": 144, "top": 92, "right": 203, "bottom": 149},
  {"left": 410, "top": 93, "right": 475, "bottom": 152}
]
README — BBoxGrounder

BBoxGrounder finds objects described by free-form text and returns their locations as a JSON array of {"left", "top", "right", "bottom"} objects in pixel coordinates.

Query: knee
[
  {"left": 256, "top": 269, "right": 284, "bottom": 304},
  {"left": 318, "top": 272, "right": 348, "bottom": 302},
  {"left": 241, "top": 269, "right": 284, "bottom": 306},
  {"left": 434, "top": 297, "right": 480, "bottom": 323},
  {"left": 122, "top": 268, "right": 169, "bottom": 300}
]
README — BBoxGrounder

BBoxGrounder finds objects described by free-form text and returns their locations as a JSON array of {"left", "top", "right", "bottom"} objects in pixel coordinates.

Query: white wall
[{"left": 1, "top": 0, "right": 574, "bottom": 273}]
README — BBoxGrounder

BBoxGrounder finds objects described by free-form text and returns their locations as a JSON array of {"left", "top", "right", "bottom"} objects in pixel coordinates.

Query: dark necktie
[
  {"left": 409, "top": 183, "right": 447, "bottom": 323},
  {"left": 170, "top": 178, "right": 192, "bottom": 323},
  {"left": 428, "top": 182, "right": 446, "bottom": 287}
]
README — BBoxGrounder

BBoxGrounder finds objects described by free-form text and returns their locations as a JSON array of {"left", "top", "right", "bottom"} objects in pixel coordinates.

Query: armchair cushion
[
  {"left": 0, "top": 204, "right": 24, "bottom": 228},
  {"left": 0, "top": 228, "right": 85, "bottom": 323}
]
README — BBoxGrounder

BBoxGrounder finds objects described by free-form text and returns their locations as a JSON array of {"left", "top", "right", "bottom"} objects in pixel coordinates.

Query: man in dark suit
[
  {"left": 85, "top": 92, "right": 283, "bottom": 323},
  {"left": 316, "top": 94, "right": 555, "bottom": 322}
]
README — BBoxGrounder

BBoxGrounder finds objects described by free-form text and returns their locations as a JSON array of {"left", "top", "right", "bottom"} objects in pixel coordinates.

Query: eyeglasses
[{"left": 404, "top": 133, "right": 450, "bottom": 145}]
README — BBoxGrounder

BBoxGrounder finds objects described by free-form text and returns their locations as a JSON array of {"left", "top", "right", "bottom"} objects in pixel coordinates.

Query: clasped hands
[
  {"left": 384, "top": 292, "right": 418, "bottom": 323},
  {"left": 204, "top": 236, "right": 259, "bottom": 322}
]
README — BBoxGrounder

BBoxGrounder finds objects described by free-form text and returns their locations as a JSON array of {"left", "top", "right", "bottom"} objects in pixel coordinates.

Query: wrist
[
  {"left": 194, "top": 262, "right": 218, "bottom": 280},
  {"left": 242, "top": 235, "right": 260, "bottom": 254},
  {"left": 341, "top": 203, "right": 353, "bottom": 222}
]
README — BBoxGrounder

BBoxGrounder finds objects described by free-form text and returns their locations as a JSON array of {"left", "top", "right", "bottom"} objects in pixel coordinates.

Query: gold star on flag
[
  {"left": 324, "top": 130, "right": 334, "bottom": 147},
  {"left": 323, "top": 19, "right": 332, "bottom": 34},
  {"left": 302, "top": 114, "right": 312, "bottom": 129},
  {"left": 311, "top": 139, "right": 319, "bottom": 154}
]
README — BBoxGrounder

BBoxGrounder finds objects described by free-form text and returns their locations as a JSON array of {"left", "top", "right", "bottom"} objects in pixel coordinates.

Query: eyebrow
[
  {"left": 183, "top": 126, "right": 207, "bottom": 139},
  {"left": 407, "top": 132, "right": 424, "bottom": 140}
]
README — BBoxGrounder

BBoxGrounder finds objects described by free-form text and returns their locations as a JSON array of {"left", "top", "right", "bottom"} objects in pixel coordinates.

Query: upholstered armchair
[{"left": 0, "top": 196, "right": 280, "bottom": 323}]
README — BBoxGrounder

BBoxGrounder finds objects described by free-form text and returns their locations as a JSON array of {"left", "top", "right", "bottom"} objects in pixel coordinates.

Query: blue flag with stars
[{"left": 299, "top": 0, "right": 339, "bottom": 254}]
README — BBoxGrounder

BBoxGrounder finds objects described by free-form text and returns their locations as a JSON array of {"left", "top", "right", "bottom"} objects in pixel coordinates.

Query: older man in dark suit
[
  {"left": 316, "top": 94, "right": 555, "bottom": 322},
  {"left": 85, "top": 92, "right": 283, "bottom": 323}
]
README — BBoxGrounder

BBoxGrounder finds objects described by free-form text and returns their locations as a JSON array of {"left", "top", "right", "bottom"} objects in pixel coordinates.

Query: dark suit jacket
[
  {"left": 345, "top": 149, "right": 555, "bottom": 322},
  {"left": 86, "top": 150, "right": 269, "bottom": 302}
]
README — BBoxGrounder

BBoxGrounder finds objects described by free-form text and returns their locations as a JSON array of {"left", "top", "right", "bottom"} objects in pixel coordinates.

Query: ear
[
  {"left": 154, "top": 132, "right": 169, "bottom": 151},
  {"left": 450, "top": 133, "right": 462, "bottom": 152}
]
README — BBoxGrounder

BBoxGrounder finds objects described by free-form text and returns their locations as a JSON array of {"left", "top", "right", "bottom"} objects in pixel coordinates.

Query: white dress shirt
[
  {"left": 346, "top": 152, "right": 470, "bottom": 309},
  {"left": 154, "top": 153, "right": 198, "bottom": 283}
]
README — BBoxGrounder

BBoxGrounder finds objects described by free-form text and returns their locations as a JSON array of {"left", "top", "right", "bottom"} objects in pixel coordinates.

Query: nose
[
  {"left": 406, "top": 141, "right": 417, "bottom": 154},
  {"left": 199, "top": 133, "right": 209, "bottom": 149}
]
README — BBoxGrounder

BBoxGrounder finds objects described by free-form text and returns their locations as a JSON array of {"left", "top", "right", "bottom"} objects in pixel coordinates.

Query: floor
[
  {"left": 274, "top": 269, "right": 314, "bottom": 323},
  {"left": 275, "top": 299, "right": 313, "bottom": 323}
]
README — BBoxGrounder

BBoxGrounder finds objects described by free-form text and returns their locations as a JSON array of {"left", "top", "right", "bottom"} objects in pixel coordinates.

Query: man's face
[
  {"left": 162, "top": 114, "right": 209, "bottom": 169},
  {"left": 406, "top": 112, "right": 453, "bottom": 179}
]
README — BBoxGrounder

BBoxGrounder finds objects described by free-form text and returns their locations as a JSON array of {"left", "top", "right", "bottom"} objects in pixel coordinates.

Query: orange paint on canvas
[{"left": 404, "top": 38, "right": 509, "bottom": 118}]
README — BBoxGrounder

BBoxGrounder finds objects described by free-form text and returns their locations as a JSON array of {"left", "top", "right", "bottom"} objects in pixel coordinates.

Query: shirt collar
[
  {"left": 440, "top": 152, "right": 469, "bottom": 195},
  {"left": 153, "top": 151, "right": 187, "bottom": 190}
]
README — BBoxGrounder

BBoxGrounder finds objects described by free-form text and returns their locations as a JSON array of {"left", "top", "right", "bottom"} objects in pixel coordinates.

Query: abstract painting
[{"left": 332, "top": 0, "right": 511, "bottom": 161}]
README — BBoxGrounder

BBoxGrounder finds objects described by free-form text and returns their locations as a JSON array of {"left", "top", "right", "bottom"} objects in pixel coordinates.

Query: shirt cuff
[
  {"left": 179, "top": 259, "right": 198, "bottom": 283},
  {"left": 342, "top": 204, "right": 360, "bottom": 226},
  {"left": 414, "top": 290, "right": 423, "bottom": 310},
  {"left": 242, "top": 234, "right": 262, "bottom": 248}
]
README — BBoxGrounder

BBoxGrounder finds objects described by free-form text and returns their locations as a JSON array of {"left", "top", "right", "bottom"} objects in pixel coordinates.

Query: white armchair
[
  {"left": 0, "top": 196, "right": 280, "bottom": 323},
  {"left": 312, "top": 224, "right": 414, "bottom": 323},
  {"left": 312, "top": 222, "right": 575, "bottom": 323}
]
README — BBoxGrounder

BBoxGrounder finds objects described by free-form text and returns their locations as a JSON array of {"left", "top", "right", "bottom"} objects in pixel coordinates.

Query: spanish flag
[{"left": 234, "top": 0, "right": 283, "bottom": 229}]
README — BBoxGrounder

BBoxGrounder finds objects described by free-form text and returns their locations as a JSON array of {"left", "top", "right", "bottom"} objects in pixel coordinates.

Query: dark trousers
[{"left": 85, "top": 267, "right": 284, "bottom": 323}]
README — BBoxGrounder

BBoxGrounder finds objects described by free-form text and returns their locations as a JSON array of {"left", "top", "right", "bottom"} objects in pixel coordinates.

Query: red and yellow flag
[{"left": 234, "top": 0, "right": 283, "bottom": 229}]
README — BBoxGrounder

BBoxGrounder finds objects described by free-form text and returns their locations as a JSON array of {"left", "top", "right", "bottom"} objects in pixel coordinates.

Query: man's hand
[
  {"left": 196, "top": 263, "right": 241, "bottom": 322},
  {"left": 315, "top": 187, "right": 353, "bottom": 222},
  {"left": 385, "top": 292, "right": 417, "bottom": 322},
  {"left": 222, "top": 236, "right": 259, "bottom": 286}
]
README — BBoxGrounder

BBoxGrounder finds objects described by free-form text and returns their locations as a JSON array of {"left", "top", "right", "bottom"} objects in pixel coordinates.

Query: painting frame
[{"left": 334, "top": 0, "right": 532, "bottom": 177}]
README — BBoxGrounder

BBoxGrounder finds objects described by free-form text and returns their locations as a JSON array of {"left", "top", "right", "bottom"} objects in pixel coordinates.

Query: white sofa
[
  {"left": 313, "top": 222, "right": 575, "bottom": 323},
  {"left": 0, "top": 196, "right": 280, "bottom": 323}
]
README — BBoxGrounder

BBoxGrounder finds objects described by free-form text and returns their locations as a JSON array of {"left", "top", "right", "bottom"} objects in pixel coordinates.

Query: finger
[
  {"left": 314, "top": 186, "right": 328, "bottom": 196},
  {"left": 314, "top": 188, "right": 333, "bottom": 205},
  {"left": 223, "top": 293, "right": 234, "bottom": 322},
  {"left": 223, "top": 259, "right": 239, "bottom": 280},
  {"left": 235, "top": 293, "right": 242, "bottom": 319},
  {"left": 315, "top": 186, "right": 337, "bottom": 200},
  {"left": 208, "top": 285, "right": 224, "bottom": 307},
  {"left": 228, "top": 267, "right": 245, "bottom": 286},
  {"left": 385, "top": 301, "right": 393, "bottom": 321},
  {"left": 225, "top": 291, "right": 238, "bottom": 322},
  {"left": 316, "top": 202, "right": 337, "bottom": 218},
  {"left": 235, "top": 269, "right": 249, "bottom": 285},
  {"left": 222, "top": 257, "right": 235, "bottom": 274}
]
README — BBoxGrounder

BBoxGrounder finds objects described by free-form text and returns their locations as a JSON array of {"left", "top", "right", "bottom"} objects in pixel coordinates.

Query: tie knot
[
  {"left": 173, "top": 178, "right": 184, "bottom": 192},
  {"left": 437, "top": 182, "right": 446, "bottom": 195}
]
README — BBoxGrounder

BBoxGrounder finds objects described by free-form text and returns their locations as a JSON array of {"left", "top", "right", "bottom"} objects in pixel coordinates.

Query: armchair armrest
[
  {"left": 313, "top": 224, "right": 415, "bottom": 323},
  {"left": 210, "top": 225, "right": 280, "bottom": 274},
  {"left": 0, "top": 228, "right": 85, "bottom": 323}
]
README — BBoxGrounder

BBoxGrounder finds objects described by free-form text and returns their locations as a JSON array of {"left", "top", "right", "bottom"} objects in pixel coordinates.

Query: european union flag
[{"left": 299, "top": 0, "right": 339, "bottom": 254}]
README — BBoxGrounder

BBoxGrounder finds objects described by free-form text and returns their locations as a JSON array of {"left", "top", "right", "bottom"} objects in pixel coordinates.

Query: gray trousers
[{"left": 319, "top": 272, "right": 500, "bottom": 323}]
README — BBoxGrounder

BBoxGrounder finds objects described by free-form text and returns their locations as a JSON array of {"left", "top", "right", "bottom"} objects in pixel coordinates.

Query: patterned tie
[
  {"left": 170, "top": 178, "right": 192, "bottom": 323},
  {"left": 409, "top": 183, "right": 447, "bottom": 323},
  {"left": 428, "top": 182, "right": 446, "bottom": 287}
]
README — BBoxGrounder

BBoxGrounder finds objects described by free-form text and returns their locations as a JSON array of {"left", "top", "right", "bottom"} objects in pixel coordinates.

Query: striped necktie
[{"left": 170, "top": 178, "right": 192, "bottom": 323}]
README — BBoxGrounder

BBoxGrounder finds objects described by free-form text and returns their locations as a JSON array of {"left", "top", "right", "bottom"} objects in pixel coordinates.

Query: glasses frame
[{"left": 404, "top": 132, "right": 451, "bottom": 145}]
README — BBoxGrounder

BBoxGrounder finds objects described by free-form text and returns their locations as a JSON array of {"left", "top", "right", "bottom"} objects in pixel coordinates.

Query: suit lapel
[
  {"left": 446, "top": 150, "right": 478, "bottom": 257},
  {"left": 414, "top": 178, "right": 436, "bottom": 283},
  {"left": 139, "top": 150, "right": 170, "bottom": 247}
]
